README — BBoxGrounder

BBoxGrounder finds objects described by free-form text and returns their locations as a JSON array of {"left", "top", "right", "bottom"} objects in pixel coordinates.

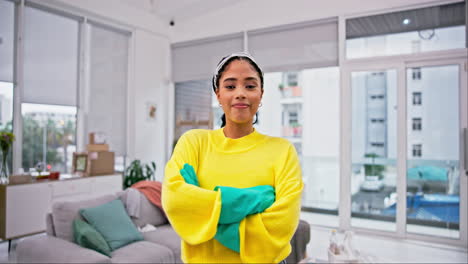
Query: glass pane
[
  {"left": 0, "top": 0, "right": 14, "bottom": 83},
  {"left": 406, "top": 65, "right": 460, "bottom": 238},
  {"left": 346, "top": 2, "right": 466, "bottom": 59},
  {"left": 174, "top": 79, "right": 211, "bottom": 142},
  {"left": 259, "top": 68, "right": 340, "bottom": 226},
  {"left": 351, "top": 70, "right": 397, "bottom": 231},
  {"left": 212, "top": 90, "right": 223, "bottom": 130},
  {"left": 0, "top": 82, "right": 14, "bottom": 173},
  {"left": 22, "top": 103, "right": 77, "bottom": 175},
  {"left": 347, "top": 26, "right": 465, "bottom": 59}
]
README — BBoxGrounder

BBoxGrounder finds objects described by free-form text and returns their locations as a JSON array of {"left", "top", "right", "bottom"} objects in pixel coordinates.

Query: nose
[{"left": 235, "top": 87, "right": 247, "bottom": 99}]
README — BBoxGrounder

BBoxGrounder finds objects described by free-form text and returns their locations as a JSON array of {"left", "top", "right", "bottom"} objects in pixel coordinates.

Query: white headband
[{"left": 212, "top": 52, "right": 263, "bottom": 91}]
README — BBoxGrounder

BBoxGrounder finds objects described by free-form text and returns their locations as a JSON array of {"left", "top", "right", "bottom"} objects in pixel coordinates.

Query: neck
[{"left": 223, "top": 122, "right": 254, "bottom": 139}]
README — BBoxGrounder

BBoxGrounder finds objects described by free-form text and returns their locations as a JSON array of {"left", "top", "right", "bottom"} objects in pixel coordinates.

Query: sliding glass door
[
  {"left": 346, "top": 58, "right": 467, "bottom": 245},
  {"left": 350, "top": 69, "right": 398, "bottom": 232},
  {"left": 405, "top": 63, "right": 464, "bottom": 239}
]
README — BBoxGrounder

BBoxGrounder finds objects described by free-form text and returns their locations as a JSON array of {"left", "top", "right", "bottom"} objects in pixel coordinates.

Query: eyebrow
[{"left": 223, "top": 77, "right": 259, "bottom": 83}]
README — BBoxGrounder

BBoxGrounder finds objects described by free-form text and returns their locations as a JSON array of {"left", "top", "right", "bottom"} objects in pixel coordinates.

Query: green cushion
[
  {"left": 79, "top": 199, "right": 143, "bottom": 251},
  {"left": 73, "top": 219, "right": 112, "bottom": 257}
]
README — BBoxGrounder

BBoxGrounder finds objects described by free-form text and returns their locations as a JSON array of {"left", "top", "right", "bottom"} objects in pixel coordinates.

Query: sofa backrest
[
  {"left": 118, "top": 188, "right": 168, "bottom": 228},
  {"left": 48, "top": 189, "right": 168, "bottom": 242},
  {"left": 51, "top": 194, "right": 118, "bottom": 242}
]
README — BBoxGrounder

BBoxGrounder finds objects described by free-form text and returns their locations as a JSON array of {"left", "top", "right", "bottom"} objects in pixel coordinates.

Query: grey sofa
[{"left": 17, "top": 189, "right": 310, "bottom": 263}]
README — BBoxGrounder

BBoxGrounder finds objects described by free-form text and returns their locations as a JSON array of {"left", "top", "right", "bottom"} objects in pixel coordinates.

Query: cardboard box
[
  {"left": 88, "top": 151, "right": 115, "bottom": 176},
  {"left": 86, "top": 144, "right": 109, "bottom": 152},
  {"left": 89, "top": 132, "right": 107, "bottom": 144}
]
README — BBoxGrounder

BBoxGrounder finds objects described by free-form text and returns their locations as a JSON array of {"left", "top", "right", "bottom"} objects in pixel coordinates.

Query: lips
[{"left": 232, "top": 103, "right": 249, "bottom": 109}]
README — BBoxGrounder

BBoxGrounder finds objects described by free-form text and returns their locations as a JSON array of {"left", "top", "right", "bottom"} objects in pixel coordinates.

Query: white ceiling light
[{"left": 403, "top": 18, "right": 411, "bottom": 25}]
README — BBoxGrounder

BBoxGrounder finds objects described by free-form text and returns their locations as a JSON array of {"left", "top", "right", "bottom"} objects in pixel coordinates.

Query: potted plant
[
  {"left": 361, "top": 153, "right": 386, "bottom": 191},
  {"left": 0, "top": 131, "right": 15, "bottom": 184},
  {"left": 123, "top": 160, "right": 156, "bottom": 189},
  {"left": 364, "top": 153, "right": 385, "bottom": 177}
]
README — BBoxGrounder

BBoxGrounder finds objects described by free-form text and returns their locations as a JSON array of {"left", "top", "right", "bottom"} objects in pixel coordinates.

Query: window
[
  {"left": 176, "top": 79, "right": 212, "bottom": 140},
  {"left": 22, "top": 6, "right": 79, "bottom": 173},
  {"left": 260, "top": 67, "right": 340, "bottom": 220},
  {"left": 370, "top": 94, "right": 385, "bottom": 100},
  {"left": 346, "top": 2, "right": 466, "bottom": 58},
  {"left": 0, "top": 0, "right": 14, "bottom": 85},
  {"left": 370, "top": 118, "right": 385, "bottom": 123},
  {"left": 281, "top": 104, "right": 302, "bottom": 138},
  {"left": 22, "top": 104, "right": 77, "bottom": 173},
  {"left": 413, "top": 92, "right": 422, "bottom": 105},
  {"left": 289, "top": 111, "right": 298, "bottom": 124},
  {"left": 412, "top": 118, "right": 422, "bottom": 131},
  {"left": 286, "top": 72, "right": 298, "bottom": 86},
  {"left": 412, "top": 144, "right": 422, "bottom": 157},
  {"left": 351, "top": 69, "right": 397, "bottom": 231},
  {"left": 412, "top": 68, "right": 422, "bottom": 80},
  {"left": 87, "top": 22, "right": 130, "bottom": 172}
]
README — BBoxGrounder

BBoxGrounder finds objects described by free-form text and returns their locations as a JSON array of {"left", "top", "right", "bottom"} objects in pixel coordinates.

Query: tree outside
[{"left": 21, "top": 113, "right": 76, "bottom": 173}]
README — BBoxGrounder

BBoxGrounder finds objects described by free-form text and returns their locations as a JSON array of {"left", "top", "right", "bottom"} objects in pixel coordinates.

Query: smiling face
[{"left": 215, "top": 59, "right": 263, "bottom": 126}]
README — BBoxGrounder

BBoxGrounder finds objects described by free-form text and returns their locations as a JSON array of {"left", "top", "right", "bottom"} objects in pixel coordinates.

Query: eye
[
  {"left": 246, "top": 85, "right": 257, "bottom": 89},
  {"left": 225, "top": 85, "right": 235, "bottom": 89}
]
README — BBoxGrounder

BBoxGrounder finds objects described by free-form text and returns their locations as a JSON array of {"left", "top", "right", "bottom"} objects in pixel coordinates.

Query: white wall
[
  {"left": 169, "top": 0, "right": 443, "bottom": 43},
  {"left": 40, "top": 0, "right": 172, "bottom": 179},
  {"left": 42, "top": 0, "right": 168, "bottom": 36},
  {"left": 131, "top": 30, "right": 171, "bottom": 180}
]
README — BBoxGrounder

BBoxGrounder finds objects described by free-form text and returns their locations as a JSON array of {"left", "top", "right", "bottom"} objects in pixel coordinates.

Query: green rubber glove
[
  {"left": 179, "top": 163, "right": 199, "bottom": 186},
  {"left": 214, "top": 185, "right": 275, "bottom": 224},
  {"left": 215, "top": 222, "right": 240, "bottom": 252},
  {"left": 214, "top": 185, "right": 275, "bottom": 253}
]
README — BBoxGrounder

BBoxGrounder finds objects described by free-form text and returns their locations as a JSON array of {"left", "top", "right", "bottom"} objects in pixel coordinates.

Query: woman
[{"left": 162, "top": 52, "right": 303, "bottom": 263}]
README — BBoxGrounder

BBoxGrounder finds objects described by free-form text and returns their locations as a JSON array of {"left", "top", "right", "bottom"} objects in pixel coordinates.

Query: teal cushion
[
  {"left": 79, "top": 199, "right": 143, "bottom": 251},
  {"left": 73, "top": 219, "right": 112, "bottom": 257}
]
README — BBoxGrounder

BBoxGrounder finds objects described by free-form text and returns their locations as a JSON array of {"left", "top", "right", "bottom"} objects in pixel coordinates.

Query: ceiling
[{"left": 119, "top": 0, "right": 242, "bottom": 23}]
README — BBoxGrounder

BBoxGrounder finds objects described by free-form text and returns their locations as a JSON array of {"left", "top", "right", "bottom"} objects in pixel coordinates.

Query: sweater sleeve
[
  {"left": 162, "top": 131, "right": 222, "bottom": 245},
  {"left": 239, "top": 143, "right": 304, "bottom": 263}
]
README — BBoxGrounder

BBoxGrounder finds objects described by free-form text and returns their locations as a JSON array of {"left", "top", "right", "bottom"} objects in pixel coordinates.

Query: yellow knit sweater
[{"left": 162, "top": 128, "right": 303, "bottom": 263}]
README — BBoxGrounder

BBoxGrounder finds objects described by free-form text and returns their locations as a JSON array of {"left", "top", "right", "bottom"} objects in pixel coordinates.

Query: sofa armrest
[
  {"left": 286, "top": 219, "right": 311, "bottom": 264},
  {"left": 46, "top": 213, "right": 55, "bottom": 236},
  {"left": 16, "top": 235, "right": 111, "bottom": 263}
]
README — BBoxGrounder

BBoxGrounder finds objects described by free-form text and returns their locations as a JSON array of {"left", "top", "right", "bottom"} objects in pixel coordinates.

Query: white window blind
[
  {"left": 0, "top": 0, "right": 14, "bottom": 83},
  {"left": 172, "top": 33, "right": 244, "bottom": 83},
  {"left": 23, "top": 6, "right": 79, "bottom": 106},
  {"left": 87, "top": 22, "right": 129, "bottom": 156},
  {"left": 174, "top": 79, "right": 212, "bottom": 140},
  {"left": 248, "top": 18, "right": 338, "bottom": 72}
]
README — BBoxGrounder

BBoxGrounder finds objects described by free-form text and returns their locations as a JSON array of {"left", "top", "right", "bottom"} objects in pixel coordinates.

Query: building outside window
[
  {"left": 413, "top": 92, "right": 422, "bottom": 105},
  {"left": 371, "top": 118, "right": 385, "bottom": 123},
  {"left": 412, "top": 117, "right": 422, "bottom": 131},
  {"left": 286, "top": 72, "right": 298, "bottom": 86},
  {"left": 412, "top": 68, "right": 422, "bottom": 80},
  {"left": 412, "top": 144, "right": 422, "bottom": 157}
]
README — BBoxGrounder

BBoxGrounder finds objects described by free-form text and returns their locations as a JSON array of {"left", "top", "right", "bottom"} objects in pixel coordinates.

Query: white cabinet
[
  {"left": 5, "top": 182, "right": 51, "bottom": 239},
  {"left": 0, "top": 174, "right": 122, "bottom": 240}
]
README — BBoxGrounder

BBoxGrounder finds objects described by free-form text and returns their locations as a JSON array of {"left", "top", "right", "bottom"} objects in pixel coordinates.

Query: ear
[{"left": 216, "top": 89, "right": 220, "bottom": 100}]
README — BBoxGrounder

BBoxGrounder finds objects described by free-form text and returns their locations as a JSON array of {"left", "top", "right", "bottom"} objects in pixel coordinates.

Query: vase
[{"left": 0, "top": 150, "right": 9, "bottom": 185}]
